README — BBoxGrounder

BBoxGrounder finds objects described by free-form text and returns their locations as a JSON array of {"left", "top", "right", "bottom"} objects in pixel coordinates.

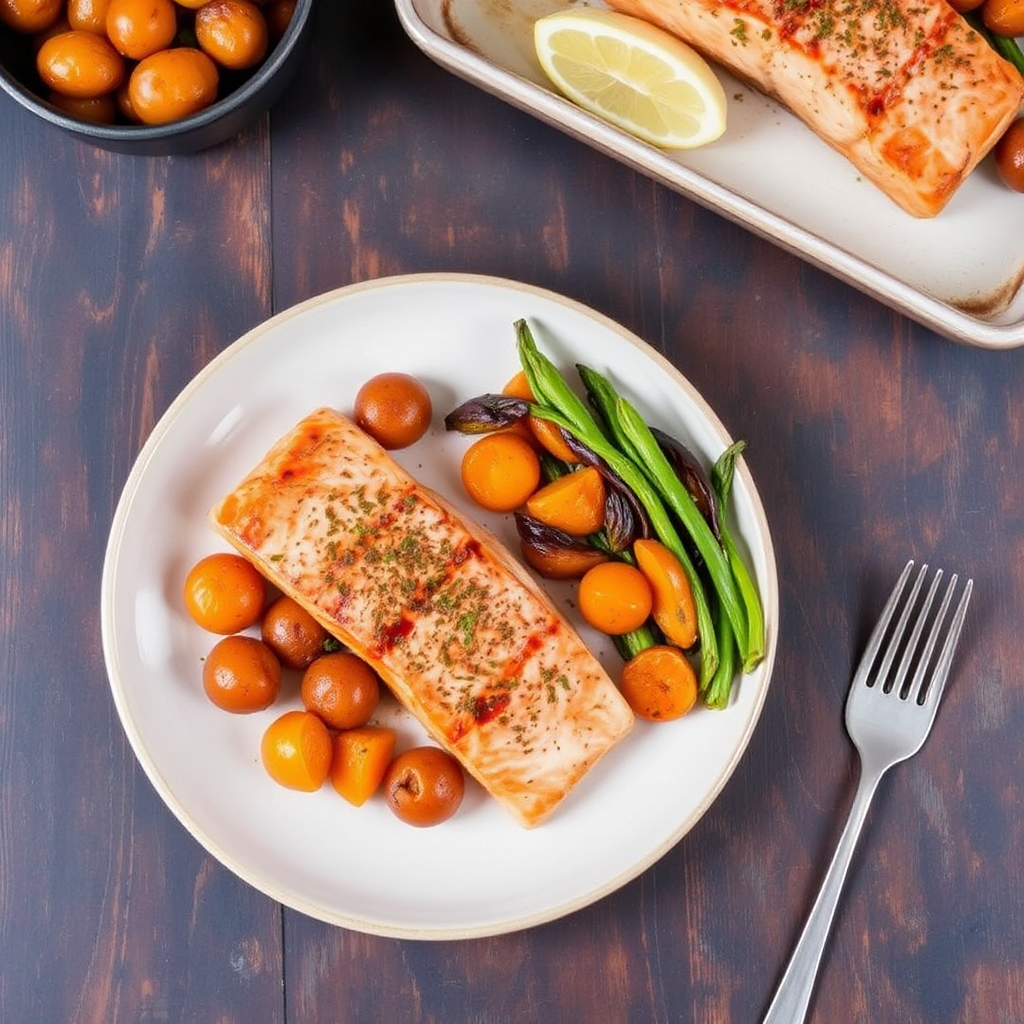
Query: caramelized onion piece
[
  {"left": 603, "top": 486, "right": 644, "bottom": 552},
  {"left": 514, "top": 512, "right": 608, "bottom": 579},
  {"left": 444, "top": 394, "right": 529, "bottom": 434}
]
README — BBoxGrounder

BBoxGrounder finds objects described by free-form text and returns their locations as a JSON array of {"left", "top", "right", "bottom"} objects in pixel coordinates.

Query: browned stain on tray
[
  {"left": 442, "top": 0, "right": 571, "bottom": 50},
  {"left": 441, "top": 0, "right": 472, "bottom": 47},
  {"left": 950, "top": 260, "right": 1024, "bottom": 319}
]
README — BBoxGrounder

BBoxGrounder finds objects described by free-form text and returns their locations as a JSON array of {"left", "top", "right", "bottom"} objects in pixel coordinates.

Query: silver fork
[{"left": 761, "top": 560, "right": 973, "bottom": 1024}]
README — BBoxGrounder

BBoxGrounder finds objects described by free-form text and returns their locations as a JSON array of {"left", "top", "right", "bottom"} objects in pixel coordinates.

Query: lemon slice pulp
[{"left": 534, "top": 9, "right": 727, "bottom": 150}]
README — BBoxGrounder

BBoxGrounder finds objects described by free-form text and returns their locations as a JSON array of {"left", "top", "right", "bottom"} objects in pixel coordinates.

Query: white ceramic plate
[
  {"left": 101, "top": 274, "right": 778, "bottom": 939},
  {"left": 394, "top": 0, "right": 1024, "bottom": 349}
]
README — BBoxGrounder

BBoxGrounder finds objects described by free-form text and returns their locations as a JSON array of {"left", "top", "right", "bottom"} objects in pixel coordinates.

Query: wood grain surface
[{"left": 2, "top": 1, "right": 1023, "bottom": 1022}]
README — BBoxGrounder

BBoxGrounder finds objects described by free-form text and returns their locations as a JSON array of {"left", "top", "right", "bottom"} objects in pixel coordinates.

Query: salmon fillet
[
  {"left": 210, "top": 407, "right": 634, "bottom": 828},
  {"left": 604, "top": 0, "right": 1024, "bottom": 217}
]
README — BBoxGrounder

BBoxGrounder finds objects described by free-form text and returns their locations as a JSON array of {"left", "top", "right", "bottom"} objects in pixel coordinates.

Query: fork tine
[
  {"left": 913, "top": 574, "right": 973, "bottom": 708},
  {"left": 891, "top": 567, "right": 943, "bottom": 698},
  {"left": 873, "top": 561, "right": 929, "bottom": 692},
  {"left": 855, "top": 559, "right": 916, "bottom": 688}
]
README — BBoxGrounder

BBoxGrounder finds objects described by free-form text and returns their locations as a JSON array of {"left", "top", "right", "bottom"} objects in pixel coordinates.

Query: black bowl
[{"left": 0, "top": 0, "right": 313, "bottom": 155}]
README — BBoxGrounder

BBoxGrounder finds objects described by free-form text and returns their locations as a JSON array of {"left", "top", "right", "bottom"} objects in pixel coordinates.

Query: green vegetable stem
[
  {"left": 613, "top": 621, "right": 663, "bottom": 663},
  {"left": 713, "top": 441, "right": 765, "bottom": 674},
  {"left": 704, "top": 594, "right": 737, "bottom": 710},
  {"left": 613, "top": 397, "right": 750, "bottom": 661}
]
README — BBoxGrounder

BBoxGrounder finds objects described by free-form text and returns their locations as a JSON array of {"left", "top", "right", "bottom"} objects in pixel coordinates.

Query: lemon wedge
[{"left": 534, "top": 9, "right": 727, "bottom": 150}]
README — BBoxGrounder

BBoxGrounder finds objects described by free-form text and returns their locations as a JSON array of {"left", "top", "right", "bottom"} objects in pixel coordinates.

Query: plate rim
[{"left": 101, "top": 271, "right": 780, "bottom": 939}]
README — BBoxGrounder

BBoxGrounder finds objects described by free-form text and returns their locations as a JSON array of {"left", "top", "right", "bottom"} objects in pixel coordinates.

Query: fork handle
[{"left": 761, "top": 763, "right": 886, "bottom": 1024}]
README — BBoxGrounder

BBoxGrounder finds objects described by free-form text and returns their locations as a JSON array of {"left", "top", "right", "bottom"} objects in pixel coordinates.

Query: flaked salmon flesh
[
  {"left": 211, "top": 407, "right": 634, "bottom": 828},
  {"left": 605, "top": 0, "right": 1024, "bottom": 216}
]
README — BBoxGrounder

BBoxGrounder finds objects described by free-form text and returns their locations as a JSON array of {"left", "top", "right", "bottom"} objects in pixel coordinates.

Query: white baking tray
[{"left": 394, "top": 0, "right": 1024, "bottom": 349}]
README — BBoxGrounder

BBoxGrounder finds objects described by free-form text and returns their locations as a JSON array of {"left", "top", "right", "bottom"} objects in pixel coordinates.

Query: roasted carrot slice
[
  {"left": 329, "top": 727, "right": 397, "bottom": 807},
  {"left": 633, "top": 538, "right": 698, "bottom": 649},
  {"left": 620, "top": 645, "right": 698, "bottom": 721},
  {"left": 524, "top": 466, "right": 606, "bottom": 536}
]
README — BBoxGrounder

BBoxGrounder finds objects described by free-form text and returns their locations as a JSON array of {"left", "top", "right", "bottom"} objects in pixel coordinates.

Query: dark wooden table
[{"left": 2, "top": 2, "right": 1023, "bottom": 1021}]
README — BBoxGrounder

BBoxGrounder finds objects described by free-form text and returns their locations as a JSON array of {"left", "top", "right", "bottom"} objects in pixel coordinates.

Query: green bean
[
  {"left": 614, "top": 397, "right": 750, "bottom": 661},
  {"left": 613, "top": 621, "right": 662, "bottom": 662},
  {"left": 539, "top": 451, "right": 570, "bottom": 484},
  {"left": 992, "top": 32, "right": 1024, "bottom": 76},
  {"left": 576, "top": 363, "right": 642, "bottom": 461},
  {"left": 713, "top": 442, "right": 765, "bottom": 673},
  {"left": 703, "top": 596, "right": 737, "bottom": 709},
  {"left": 515, "top": 320, "right": 598, "bottom": 437}
]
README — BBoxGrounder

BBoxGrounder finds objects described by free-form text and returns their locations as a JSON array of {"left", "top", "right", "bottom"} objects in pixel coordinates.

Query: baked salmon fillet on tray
[
  {"left": 602, "top": 0, "right": 1024, "bottom": 218},
  {"left": 211, "top": 406, "right": 635, "bottom": 829},
  {"left": 604, "top": 0, "right": 1024, "bottom": 217}
]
